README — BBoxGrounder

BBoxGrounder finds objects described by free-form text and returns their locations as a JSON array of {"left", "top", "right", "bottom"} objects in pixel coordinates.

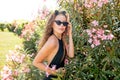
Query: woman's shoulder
[{"left": 46, "top": 35, "right": 58, "bottom": 47}]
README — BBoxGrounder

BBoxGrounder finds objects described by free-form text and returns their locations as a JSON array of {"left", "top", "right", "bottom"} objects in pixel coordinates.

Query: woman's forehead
[{"left": 55, "top": 14, "right": 67, "bottom": 21}]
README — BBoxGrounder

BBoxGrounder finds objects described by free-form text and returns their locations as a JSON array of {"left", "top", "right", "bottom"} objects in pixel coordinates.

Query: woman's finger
[{"left": 66, "top": 13, "right": 70, "bottom": 22}]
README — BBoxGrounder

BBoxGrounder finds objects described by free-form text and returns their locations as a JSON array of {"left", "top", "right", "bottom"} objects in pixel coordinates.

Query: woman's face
[{"left": 52, "top": 14, "right": 68, "bottom": 34}]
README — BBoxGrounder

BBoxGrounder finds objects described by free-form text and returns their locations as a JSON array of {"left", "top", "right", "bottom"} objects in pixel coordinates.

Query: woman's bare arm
[
  {"left": 67, "top": 33, "right": 74, "bottom": 58},
  {"left": 33, "top": 36, "right": 57, "bottom": 75},
  {"left": 66, "top": 14, "right": 74, "bottom": 58}
]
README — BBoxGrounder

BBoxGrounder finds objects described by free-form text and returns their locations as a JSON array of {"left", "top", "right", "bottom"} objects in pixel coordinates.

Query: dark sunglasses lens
[
  {"left": 55, "top": 21, "right": 61, "bottom": 25},
  {"left": 55, "top": 20, "right": 68, "bottom": 26},
  {"left": 63, "top": 22, "right": 68, "bottom": 26}
]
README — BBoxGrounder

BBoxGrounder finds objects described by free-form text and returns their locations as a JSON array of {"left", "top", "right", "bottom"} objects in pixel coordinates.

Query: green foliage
[
  {"left": 0, "top": 23, "right": 6, "bottom": 31},
  {"left": 59, "top": 0, "right": 120, "bottom": 80},
  {"left": 14, "top": 22, "right": 28, "bottom": 36},
  {"left": 22, "top": 19, "right": 45, "bottom": 54},
  {"left": 7, "top": 23, "right": 15, "bottom": 32},
  {"left": 22, "top": 31, "right": 40, "bottom": 54},
  {"left": 0, "top": 23, "right": 15, "bottom": 32}
]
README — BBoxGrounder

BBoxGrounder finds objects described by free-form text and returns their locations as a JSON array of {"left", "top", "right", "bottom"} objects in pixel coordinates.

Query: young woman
[{"left": 33, "top": 10, "right": 74, "bottom": 80}]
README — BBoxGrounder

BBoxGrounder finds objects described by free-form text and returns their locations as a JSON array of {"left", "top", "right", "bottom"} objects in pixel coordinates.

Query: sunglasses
[{"left": 54, "top": 20, "right": 68, "bottom": 27}]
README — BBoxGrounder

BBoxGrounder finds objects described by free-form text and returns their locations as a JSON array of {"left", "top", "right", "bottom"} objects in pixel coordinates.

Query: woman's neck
[{"left": 53, "top": 32, "right": 62, "bottom": 40}]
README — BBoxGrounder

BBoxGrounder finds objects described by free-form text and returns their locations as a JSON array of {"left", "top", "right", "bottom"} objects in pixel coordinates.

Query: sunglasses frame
[{"left": 54, "top": 20, "right": 69, "bottom": 27}]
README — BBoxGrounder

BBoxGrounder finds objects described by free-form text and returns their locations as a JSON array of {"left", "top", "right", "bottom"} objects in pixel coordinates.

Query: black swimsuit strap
[{"left": 53, "top": 34, "right": 62, "bottom": 40}]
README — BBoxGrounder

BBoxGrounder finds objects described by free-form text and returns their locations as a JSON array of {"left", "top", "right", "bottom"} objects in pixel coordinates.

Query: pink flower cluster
[
  {"left": 45, "top": 65, "right": 56, "bottom": 77},
  {"left": 84, "top": 0, "right": 109, "bottom": 8},
  {"left": 1, "top": 46, "right": 31, "bottom": 80},
  {"left": 20, "top": 21, "right": 36, "bottom": 41},
  {"left": 1, "top": 65, "right": 30, "bottom": 80},
  {"left": 0, "top": 66, "right": 13, "bottom": 80},
  {"left": 86, "top": 27, "right": 114, "bottom": 48},
  {"left": 91, "top": 20, "right": 99, "bottom": 26},
  {"left": 21, "top": 64, "right": 30, "bottom": 73},
  {"left": 6, "top": 50, "right": 25, "bottom": 63},
  {"left": 64, "top": 58, "right": 69, "bottom": 64},
  {"left": 38, "top": 7, "right": 50, "bottom": 20}
]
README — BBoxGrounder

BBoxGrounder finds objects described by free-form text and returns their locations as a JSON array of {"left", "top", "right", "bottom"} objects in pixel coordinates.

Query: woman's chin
[{"left": 58, "top": 30, "right": 65, "bottom": 34}]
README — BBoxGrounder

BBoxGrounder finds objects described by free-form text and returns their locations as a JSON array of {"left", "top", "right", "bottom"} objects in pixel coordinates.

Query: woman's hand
[
  {"left": 46, "top": 67, "right": 66, "bottom": 76},
  {"left": 66, "top": 13, "right": 72, "bottom": 36},
  {"left": 45, "top": 66, "right": 56, "bottom": 76}
]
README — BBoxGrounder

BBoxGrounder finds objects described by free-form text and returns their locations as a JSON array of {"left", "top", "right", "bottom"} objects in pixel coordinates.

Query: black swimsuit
[{"left": 43, "top": 35, "right": 65, "bottom": 80}]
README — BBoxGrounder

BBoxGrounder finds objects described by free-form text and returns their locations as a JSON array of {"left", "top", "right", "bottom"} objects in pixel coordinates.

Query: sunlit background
[{"left": 0, "top": 0, "right": 58, "bottom": 22}]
